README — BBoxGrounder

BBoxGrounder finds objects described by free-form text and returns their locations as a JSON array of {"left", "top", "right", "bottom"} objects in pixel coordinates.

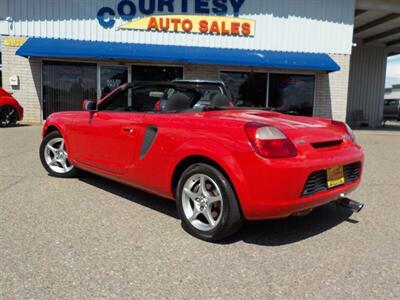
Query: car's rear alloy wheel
[
  {"left": 0, "top": 105, "right": 18, "bottom": 127},
  {"left": 39, "top": 131, "right": 78, "bottom": 178},
  {"left": 177, "top": 163, "right": 242, "bottom": 241},
  {"left": 182, "top": 174, "right": 224, "bottom": 231}
]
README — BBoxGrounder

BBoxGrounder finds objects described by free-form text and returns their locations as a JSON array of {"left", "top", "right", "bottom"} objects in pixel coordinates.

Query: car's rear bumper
[
  {"left": 244, "top": 179, "right": 361, "bottom": 220},
  {"left": 235, "top": 143, "right": 364, "bottom": 220}
]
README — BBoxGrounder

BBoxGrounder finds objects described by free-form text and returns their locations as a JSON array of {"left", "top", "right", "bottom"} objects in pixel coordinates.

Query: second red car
[{"left": 0, "top": 88, "right": 24, "bottom": 127}]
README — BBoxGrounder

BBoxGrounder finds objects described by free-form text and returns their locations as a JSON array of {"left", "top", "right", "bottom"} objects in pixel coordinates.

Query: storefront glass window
[
  {"left": 268, "top": 74, "right": 315, "bottom": 116},
  {"left": 100, "top": 66, "right": 128, "bottom": 98},
  {"left": 42, "top": 61, "right": 97, "bottom": 119},
  {"left": 132, "top": 65, "right": 183, "bottom": 81},
  {"left": 220, "top": 72, "right": 267, "bottom": 107}
]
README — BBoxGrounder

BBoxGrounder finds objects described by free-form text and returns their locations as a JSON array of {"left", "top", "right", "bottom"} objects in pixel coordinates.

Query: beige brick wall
[
  {"left": 2, "top": 37, "right": 42, "bottom": 123},
  {"left": 314, "top": 54, "right": 351, "bottom": 121}
]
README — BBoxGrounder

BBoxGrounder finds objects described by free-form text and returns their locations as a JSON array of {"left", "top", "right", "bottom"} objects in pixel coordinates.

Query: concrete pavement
[{"left": 1, "top": 125, "right": 399, "bottom": 299}]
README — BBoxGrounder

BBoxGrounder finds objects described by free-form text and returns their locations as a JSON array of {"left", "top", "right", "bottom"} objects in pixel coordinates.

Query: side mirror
[{"left": 82, "top": 99, "right": 97, "bottom": 111}]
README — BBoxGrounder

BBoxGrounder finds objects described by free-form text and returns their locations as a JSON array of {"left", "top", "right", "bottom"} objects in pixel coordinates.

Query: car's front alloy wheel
[
  {"left": 0, "top": 105, "right": 18, "bottom": 127},
  {"left": 39, "top": 131, "right": 78, "bottom": 178},
  {"left": 177, "top": 163, "right": 242, "bottom": 242}
]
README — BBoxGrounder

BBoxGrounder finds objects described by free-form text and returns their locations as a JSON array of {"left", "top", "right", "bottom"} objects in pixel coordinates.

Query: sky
[{"left": 386, "top": 55, "right": 400, "bottom": 88}]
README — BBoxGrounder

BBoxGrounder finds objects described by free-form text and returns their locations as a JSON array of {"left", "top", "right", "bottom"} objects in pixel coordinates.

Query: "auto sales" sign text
[
  {"left": 97, "top": 0, "right": 249, "bottom": 34},
  {"left": 119, "top": 15, "right": 254, "bottom": 36}
]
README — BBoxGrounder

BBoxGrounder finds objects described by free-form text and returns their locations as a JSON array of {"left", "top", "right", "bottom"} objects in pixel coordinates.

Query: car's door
[{"left": 70, "top": 85, "right": 144, "bottom": 175}]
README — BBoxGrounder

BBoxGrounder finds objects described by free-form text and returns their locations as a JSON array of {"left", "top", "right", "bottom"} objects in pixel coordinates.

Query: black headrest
[
  {"left": 164, "top": 93, "right": 192, "bottom": 112},
  {"left": 211, "top": 93, "right": 231, "bottom": 107}
]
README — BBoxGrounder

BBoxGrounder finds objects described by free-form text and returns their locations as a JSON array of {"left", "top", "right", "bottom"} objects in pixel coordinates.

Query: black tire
[
  {"left": 176, "top": 163, "right": 243, "bottom": 242},
  {"left": 0, "top": 105, "right": 18, "bottom": 128},
  {"left": 39, "top": 131, "right": 78, "bottom": 178}
]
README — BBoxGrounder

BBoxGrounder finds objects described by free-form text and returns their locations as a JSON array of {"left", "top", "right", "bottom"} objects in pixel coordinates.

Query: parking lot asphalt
[{"left": 1, "top": 124, "right": 399, "bottom": 299}]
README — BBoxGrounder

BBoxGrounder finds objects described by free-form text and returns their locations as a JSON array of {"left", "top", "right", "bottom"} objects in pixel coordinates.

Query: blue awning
[{"left": 16, "top": 38, "right": 340, "bottom": 72}]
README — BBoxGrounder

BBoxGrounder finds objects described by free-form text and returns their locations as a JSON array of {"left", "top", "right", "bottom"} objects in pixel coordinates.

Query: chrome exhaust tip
[{"left": 337, "top": 197, "right": 364, "bottom": 213}]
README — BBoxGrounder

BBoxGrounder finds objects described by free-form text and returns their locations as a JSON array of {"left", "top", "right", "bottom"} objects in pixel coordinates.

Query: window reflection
[
  {"left": 42, "top": 61, "right": 97, "bottom": 119},
  {"left": 221, "top": 72, "right": 267, "bottom": 107},
  {"left": 100, "top": 66, "right": 128, "bottom": 98},
  {"left": 269, "top": 74, "right": 315, "bottom": 116},
  {"left": 132, "top": 65, "right": 183, "bottom": 81}
]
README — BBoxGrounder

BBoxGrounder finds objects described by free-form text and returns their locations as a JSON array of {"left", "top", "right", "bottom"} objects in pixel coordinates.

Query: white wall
[
  {"left": 0, "top": 0, "right": 355, "bottom": 54},
  {"left": 347, "top": 44, "right": 387, "bottom": 127}
]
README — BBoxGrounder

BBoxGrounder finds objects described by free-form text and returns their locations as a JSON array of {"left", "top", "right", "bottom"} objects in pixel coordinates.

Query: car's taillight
[
  {"left": 245, "top": 123, "right": 297, "bottom": 158},
  {"left": 332, "top": 120, "right": 356, "bottom": 142}
]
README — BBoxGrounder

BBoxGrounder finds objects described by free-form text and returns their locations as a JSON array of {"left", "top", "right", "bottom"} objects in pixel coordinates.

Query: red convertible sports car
[
  {"left": 40, "top": 82, "right": 364, "bottom": 241},
  {"left": 0, "top": 88, "right": 24, "bottom": 127}
]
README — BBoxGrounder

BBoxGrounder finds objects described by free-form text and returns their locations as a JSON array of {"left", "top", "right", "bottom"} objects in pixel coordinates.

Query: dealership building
[{"left": 0, "top": 0, "right": 399, "bottom": 127}]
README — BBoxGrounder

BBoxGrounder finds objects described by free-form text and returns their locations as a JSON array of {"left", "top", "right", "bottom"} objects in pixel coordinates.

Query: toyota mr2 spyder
[{"left": 40, "top": 82, "right": 364, "bottom": 241}]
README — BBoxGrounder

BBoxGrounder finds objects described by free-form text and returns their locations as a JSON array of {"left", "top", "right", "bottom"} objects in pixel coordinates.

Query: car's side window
[
  {"left": 132, "top": 86, "right": 166, "bottom": 112},
  {"left": 100, "top": 87, "right": 131, "bottom": 112},
  {"left": 99, "top": 85, "right": 168, "bottom": 113},
  {"left": 99, "top": 85, "right": 199, "bottom": 113}
]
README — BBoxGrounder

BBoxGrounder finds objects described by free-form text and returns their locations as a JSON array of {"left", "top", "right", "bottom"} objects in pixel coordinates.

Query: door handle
[{"left": 122, "top": 128, "right": 134, "bottom": 134}]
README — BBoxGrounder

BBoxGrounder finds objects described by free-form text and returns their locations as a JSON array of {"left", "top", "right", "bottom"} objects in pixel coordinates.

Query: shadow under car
[{"left": 78, "top": 172, "right": 356, "bottom": 246}]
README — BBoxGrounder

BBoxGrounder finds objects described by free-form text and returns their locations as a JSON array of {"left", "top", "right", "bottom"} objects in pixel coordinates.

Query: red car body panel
[
  {"left": 42, "top": 109, "right": 364, "bottom": 220},
  {"left": 0, "top": 88, "right": 24, "bottom": 121}
]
